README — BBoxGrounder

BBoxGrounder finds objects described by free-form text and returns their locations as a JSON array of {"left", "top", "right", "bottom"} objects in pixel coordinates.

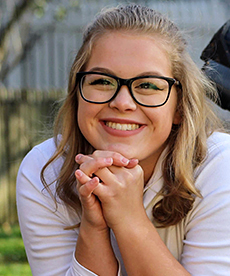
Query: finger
[
  {"left": 75, "top": 169, "right": 91, "bottom": 191},
  {"left": 78, "top": 177, "right": 100, "bottom": 199},
  {"left": 92, "top": 151, "right": 130, "bottom": 166},
  {"left": 75, "top": 169, "right": 91, "bottom": 183},
  {"left": 75, "top": 153, "right": 92, "bottom": 163},
  {"left": 78, "top": 157, "right": 113, "bottom": 177},
  {"left": 76, "top": 151, "right": 131, "bottom": 167},
  {"left": 95, "top": 164, "right": 143, "bottom": 188},
  {"left": 93, "top": 167, "right": 116, "bottom": 187},
  {"left": 125, "top": 158, "right": 139, "bottom": 168},
  {"left": 93, "top": 165, "right": 144, "bottom": 203}
]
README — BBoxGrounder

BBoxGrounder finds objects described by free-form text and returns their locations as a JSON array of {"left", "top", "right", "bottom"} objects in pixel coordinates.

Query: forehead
[{"left": 85, "top": 31, "right": 173, "bottom": 78}]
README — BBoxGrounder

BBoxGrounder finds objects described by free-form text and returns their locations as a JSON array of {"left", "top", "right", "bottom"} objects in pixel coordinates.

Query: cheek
[
  {"left": 77, "top": 101, "right": 90, "bottom": 133},
  {"left": 147, "top": 107, "right": 173, "bottom": 125},
  {"left": 146, "top": 103, "right": 177, "bottom": 135},
  {"left": 77, "top": 99, "right": 100, "bottom": 136}
]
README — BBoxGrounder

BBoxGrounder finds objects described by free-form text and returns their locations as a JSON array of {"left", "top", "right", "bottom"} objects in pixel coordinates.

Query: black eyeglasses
[{"left": 76, "top": 71, "right": 180, "bottom": 107}]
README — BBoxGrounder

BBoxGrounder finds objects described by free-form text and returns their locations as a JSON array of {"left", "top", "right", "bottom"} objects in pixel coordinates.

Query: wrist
[
  {"left": 111, "top": 209, "right": 150, "bottom": 235},
  {"left": 109, "top": 204, "right": 148, "bottom": 231},
  {"left": 81, "top": 210, "right": 109, "bottom": 232},
  {"left": 76, "top": 224, "right": 118, "bottom": 276},
  {"left": 80, "top": 219, "right": 110, "bottom": 238}
]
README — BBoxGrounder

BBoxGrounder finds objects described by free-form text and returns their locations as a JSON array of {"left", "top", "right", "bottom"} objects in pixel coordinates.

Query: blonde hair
[{"left": 41, "top": 4, "right": 223, "bottom": 227}]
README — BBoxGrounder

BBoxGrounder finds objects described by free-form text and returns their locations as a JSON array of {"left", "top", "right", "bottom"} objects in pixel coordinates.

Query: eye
[
  {"left": 137, "top": 82, "right": 162, "bottom": 90},
  {"left": 89, "top": 77, "right": 115, "bottom": 87},
  {"left": 133, "top": 77, "right": 168, "bottom": 95}
]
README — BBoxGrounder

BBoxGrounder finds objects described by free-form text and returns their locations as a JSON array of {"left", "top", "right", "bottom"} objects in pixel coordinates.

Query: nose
[{"left": 109, "top": 85, "right": 137, "bottom": 112}]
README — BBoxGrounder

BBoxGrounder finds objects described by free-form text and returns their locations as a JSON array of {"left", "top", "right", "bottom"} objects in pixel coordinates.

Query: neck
[
  {"left": 140, "top": 158, "right": 158, "bottom": 186},
  {"left": 140, "top": 145, "right": 167, "bottom": 186}
]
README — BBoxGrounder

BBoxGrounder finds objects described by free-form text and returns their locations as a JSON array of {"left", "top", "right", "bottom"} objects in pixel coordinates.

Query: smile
[{"left": 105, "top": 121, "right": 140, "bottom": 131}]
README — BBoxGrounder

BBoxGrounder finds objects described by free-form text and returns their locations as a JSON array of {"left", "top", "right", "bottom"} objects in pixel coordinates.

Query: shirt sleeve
[
  {"left": 66, "top": 253, "right": 98, "bottom": 276},
  {"left": 181, "top": 133, "right": 230, "bottom": 275},
  {"left": 17, "top": 143, "right": 123, "bottom": 276},
  {"left": 67, "top": 254, "right": 123, "bottom": 276}
]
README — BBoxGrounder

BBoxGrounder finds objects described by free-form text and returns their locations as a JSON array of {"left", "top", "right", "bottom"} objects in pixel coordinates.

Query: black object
[{"left": 201, "top": 20, "right": 230, "bottom": 111}]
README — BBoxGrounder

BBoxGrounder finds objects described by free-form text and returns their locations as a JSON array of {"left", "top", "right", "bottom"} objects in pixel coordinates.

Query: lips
[{"left": 105, "top": 121, "right": 140, "bottom": 131}]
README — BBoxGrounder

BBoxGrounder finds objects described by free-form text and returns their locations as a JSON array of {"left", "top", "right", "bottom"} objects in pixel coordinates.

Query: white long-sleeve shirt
[{"left": 16, "top": 132, "right": 230, "bottom": 276}]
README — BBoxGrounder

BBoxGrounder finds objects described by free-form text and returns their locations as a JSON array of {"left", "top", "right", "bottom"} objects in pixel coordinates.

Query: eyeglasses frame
[{"left": 76, "top": 71, "right": 181, "bottom": 107}]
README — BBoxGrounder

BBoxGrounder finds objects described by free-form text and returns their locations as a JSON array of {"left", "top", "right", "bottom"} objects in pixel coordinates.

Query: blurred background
[{"left": 0, "top": 0, "right": 229, "bottom": 275}]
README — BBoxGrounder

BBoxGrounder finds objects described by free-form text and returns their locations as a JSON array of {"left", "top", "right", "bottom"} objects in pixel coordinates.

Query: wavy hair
[{"left": 41, "top": 4, "right": 223, "bottom": 227}]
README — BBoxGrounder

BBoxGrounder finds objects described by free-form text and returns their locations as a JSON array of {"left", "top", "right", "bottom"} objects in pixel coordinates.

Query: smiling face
[{"left": 77, "top": 31, "right": 180, "bottom": 181}]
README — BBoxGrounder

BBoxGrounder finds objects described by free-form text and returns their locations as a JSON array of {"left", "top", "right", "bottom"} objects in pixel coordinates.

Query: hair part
[{"left": 41, "top": 4, "right": 223, "bottom": 227}]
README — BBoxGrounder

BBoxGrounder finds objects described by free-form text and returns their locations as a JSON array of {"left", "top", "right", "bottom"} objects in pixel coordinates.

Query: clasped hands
[{"left": 75, "top": 151, "right": 145, "bottom": 231}]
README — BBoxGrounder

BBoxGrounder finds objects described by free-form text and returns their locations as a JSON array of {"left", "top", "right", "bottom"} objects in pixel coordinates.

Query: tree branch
[
  {"left": 0, "top": 31, "right": 41, "bottom": 81},
  {"left": 0, "top": 0, "right": 34, "bottom": 49}
]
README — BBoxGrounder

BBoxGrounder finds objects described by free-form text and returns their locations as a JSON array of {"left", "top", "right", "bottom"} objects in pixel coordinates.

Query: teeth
[{"left": 106, "top": 121, "right": 140, "bottom": 131}]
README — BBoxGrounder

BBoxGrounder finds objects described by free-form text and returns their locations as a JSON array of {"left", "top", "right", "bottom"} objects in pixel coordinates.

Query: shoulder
[
  {"left": 200, "top": 131, "right": 230, "bottom": 173},
  {"left": 207, "top": 131, "right": 230, "bottom": 153},
  {"left": 195, "top": 131, "right": 230, "bottom": 195},
  {"left": 20, "top": 137, "right": 62, "bottom": 171},
  {"left": 183, "top": 132, "right": 230, "bottom": 273},
  {"left": 185, "top": 131, "right": 230, "bottom": 229},
  {"left": 29, "top": 137, "right": 58, "bottom": 162},
  {"left": 17, "top": 138, "right": 80, "bottom": 241},
  {"left": 17, "top": 137, "right": 63, "bottom": 192}
]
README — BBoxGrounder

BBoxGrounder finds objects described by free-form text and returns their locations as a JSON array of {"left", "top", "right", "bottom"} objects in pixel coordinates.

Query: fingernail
[
  {"left": 75, "top": 169, "right": 83, "bottom": 177},
  {"left": 91, "top": 177, "right": 99, "bottom": 184},
  {"left": 129, "top": 158, "right": 139, "bottom": 165},
  {"left": 121, "top": 157, "right": 129, "bottom": 165},
  {"left": 75, "top": 154, "right": 82, "bottom": 162},
  {"left": 131, "top": 158, "right": 139, "bottom": 163},
  {"left": 105, "top": 157, "right": 113, "bottom": 164}
]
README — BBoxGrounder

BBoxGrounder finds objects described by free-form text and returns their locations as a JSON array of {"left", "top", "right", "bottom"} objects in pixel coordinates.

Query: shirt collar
[
  {"left": 143, "top": 147, "right": 168, "bottom": 211},
  {"left": 143, "top": 146, "right": 168, "bottom": 193}
]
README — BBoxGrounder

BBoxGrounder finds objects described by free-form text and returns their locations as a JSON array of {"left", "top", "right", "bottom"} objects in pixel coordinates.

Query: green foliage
[
  {"left": 0, "top": 263, "right": 31, "bottom": 276},
  {"left": 33, "top": 0, "right": 80, "bottom": 21},
  {"left": 0, "top": 238, "right": 27, "bottom": 263},
  {"left": 0, "top": 225, "right": 31, "bottom": 275},
  {"left": 0, "top": 225, "right": 22, "bottom": 239},
  {"left": 54, "top": 5, "right": 68, "bottom": 21}
]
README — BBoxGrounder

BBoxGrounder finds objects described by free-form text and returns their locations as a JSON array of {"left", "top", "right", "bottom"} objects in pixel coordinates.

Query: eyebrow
[{"left": 87, "top": 67, "right": 167, "bottom": 78}]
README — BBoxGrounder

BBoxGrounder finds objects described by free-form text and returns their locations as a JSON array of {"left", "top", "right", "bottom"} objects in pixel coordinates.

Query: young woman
[{"left": 17, "top": 4, "right": 230, "bottom": 276}]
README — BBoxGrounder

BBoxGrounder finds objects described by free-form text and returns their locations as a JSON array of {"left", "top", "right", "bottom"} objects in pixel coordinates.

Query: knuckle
[
  {"left": 111, "top": 152, "right": 121, "bottom": 159},
  {"left": 79, "top": 162, "right": 86, "bottom": 171},
  {"left": 92, "top": 150, "right": 102, "bottom": 157},
  {"left": 109, "top": 152, "right": 124, "bottom": 163},
  {"left": 95, "top": 156, "right": 105, "bottom": 164},
  {"left": 134, "top": 164, "right": 143, "bottom": 174},
  {"left": 79, "top": 184, "right": 91, "bottom": 198}
]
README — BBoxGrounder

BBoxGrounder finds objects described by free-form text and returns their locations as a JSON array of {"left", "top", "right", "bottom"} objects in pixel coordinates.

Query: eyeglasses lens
[
  {"left": 81, "top": 74, "right": 117, "bottom": 103},
  {"left": 80, "top": 74, "right": 170, "bottom": 106}
]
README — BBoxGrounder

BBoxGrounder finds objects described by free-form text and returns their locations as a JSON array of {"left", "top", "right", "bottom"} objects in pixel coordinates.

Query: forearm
[
  {"left": 113, "top": 216, "right": 190, "bottom": 276},
  {"left": 75, "top": 224, "right": 118, "bottom": 276}
]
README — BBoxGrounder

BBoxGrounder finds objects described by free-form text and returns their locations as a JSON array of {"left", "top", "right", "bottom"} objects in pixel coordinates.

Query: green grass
[
  {"left": 0, "top": 224, "right": 32, "bottom": 276},
  {"left": 0, "top": 263, "right": 31, "bottom": 276}
]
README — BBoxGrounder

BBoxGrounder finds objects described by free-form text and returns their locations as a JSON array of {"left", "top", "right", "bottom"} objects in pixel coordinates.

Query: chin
[{"left": 103, "top": 144, "right": 136, "bottom": 159}]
